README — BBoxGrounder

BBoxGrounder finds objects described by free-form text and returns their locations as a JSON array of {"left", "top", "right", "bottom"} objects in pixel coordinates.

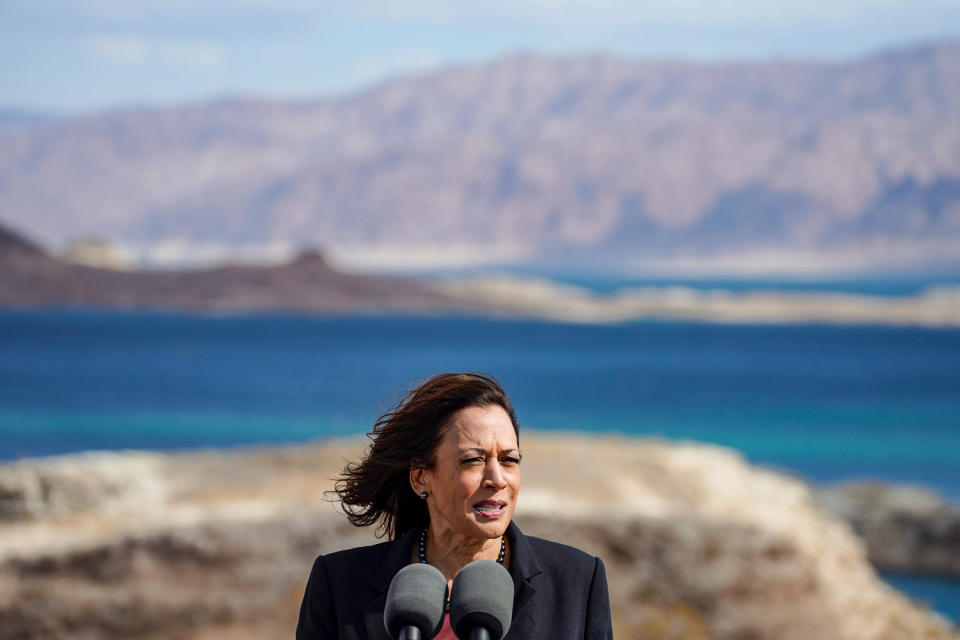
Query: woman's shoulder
[
  {"left": 310, "top": 538, "right": 396, "bottom": 577},
  {"left": 519, "top": 532, "right": 602, "bottom": 575},
  {"left": 324, "top": 537, "right": 394, "bottom": 560}
]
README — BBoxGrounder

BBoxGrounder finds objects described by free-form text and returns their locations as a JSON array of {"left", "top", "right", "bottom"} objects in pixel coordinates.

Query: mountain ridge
[{"left": 2, "top": 40, "right": 959, "bottom": 273}]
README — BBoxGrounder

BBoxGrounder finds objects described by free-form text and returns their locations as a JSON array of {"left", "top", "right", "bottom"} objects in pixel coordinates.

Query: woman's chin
[{"left": 465, "top": 513, "right": 511, "bottom": 538}]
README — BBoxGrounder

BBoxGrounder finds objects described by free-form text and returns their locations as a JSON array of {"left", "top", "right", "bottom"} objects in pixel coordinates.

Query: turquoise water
[
  {"left": 544, "top": 274, "right": 960, "bottom": 296},
  {"left": 881, "top": 572, "right": 960, "bottom": 622},
  {"left": 2, "top": 310, "right": 959, "bottom": 621},
  {"left": 421, "top": 269, "right": 960, "bottom": 296},
  {"left": 3, "top": 311, "right": 959, "bottom": 492}
]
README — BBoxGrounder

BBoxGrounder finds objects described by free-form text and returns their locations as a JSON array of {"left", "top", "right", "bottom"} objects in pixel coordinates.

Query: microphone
[
  {"left": 384, "top": 563, "right": 448, "bottom": 640},
  {"left": 449, "top": 560, "right": 514, "bottom": 640}
]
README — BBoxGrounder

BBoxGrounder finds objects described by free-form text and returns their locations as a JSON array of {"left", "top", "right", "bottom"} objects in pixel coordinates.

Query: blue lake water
[
  {"left": 546, "top": 274, "right": 960, "bottom": 296},
  {"left": 881, "top": 572, "right": 960, "bottom": 623},
  {"left": 1, "top": 310, "right": 959, "bottom": 621}
]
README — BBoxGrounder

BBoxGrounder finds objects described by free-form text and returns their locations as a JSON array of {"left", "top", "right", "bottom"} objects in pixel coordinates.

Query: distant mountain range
[
  {"left": 2, "top": 41, "right": 959, "bottom": 274},
  {"left": 0, "top": 108, "right": 55, "bottom": 134}
]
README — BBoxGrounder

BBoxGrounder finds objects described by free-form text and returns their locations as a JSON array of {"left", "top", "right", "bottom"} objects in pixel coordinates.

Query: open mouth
[{"left": 473, "top": 500, "right": 507, "bottom": 518}]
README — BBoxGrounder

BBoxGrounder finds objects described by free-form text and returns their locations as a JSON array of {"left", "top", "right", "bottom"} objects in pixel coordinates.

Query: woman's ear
[{"left": 409, "top": 465, "right": 429, "bottom": 496}]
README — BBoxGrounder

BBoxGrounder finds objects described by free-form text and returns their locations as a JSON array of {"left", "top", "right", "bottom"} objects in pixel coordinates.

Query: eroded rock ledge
[
  {"left": 0, "top": 436, "right": 956, "bottom": 640},
  {"left": 815, "top": 482, "right": 960, "bottom": 577}
]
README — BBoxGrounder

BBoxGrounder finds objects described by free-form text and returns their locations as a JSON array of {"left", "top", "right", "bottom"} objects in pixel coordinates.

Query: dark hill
[
  {"left": 0, "top": 223, "right": 466, "bottom": 313},
  {"left": 0, "top": 224, "right": 43, "bottom": 256}
]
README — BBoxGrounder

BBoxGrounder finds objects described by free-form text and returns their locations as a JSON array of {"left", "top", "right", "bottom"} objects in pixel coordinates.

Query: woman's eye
[
  {"left": 501, "top": 457, "right": 521, "bottom": 465},
  {"left": 462, "top": 457, "right": 484, "bottom": 464}
]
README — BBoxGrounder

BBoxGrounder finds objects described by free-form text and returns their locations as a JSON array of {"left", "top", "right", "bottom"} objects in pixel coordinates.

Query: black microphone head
[
  {"left": 384, "top": 563, "right": 448, "bottom": 640},
  {"left": 449, "top": 559, "right": 514, "bottom": 640}
]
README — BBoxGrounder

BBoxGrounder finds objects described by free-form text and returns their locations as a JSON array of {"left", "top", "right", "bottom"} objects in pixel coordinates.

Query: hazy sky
[{"left": 3, "top": 0, "right": 960, "bottom": 114}]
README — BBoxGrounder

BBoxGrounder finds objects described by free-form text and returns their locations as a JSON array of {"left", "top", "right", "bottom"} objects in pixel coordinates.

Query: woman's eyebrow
[{"left": 458, "top": 447, "right": 521, "bottom": 455}]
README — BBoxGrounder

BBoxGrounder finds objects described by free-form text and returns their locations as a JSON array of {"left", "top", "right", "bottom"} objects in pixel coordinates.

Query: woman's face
[{"left": 413, "top": 404, "right": 521, "bottom": 542}]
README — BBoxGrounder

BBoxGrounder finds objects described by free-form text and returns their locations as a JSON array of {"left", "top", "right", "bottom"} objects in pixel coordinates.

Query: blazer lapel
[
  {"left": 363, "top": 528, "right": 418, "bottom": 640},
  {"left": 505, "top": 521, "right": 543, "bottom": 627}
]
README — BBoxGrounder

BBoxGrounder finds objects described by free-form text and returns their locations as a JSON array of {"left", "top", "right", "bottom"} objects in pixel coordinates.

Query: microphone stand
[{"left": 398, "top": 626, "right": 421, "bottom": 640}]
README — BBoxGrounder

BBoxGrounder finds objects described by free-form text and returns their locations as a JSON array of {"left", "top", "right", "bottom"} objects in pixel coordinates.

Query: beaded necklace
[{"left": 417, "top": 528, "right": 506, "bottom": 565}]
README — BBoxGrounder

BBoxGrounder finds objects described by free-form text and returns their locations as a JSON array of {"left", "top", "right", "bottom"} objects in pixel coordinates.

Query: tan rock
[{"left": 0, "top": 436, "right": 955, "bottom": 639}]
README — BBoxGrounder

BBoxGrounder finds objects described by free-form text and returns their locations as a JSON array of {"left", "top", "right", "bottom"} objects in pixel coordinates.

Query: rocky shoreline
[
  {"left": 815, "top": 482, "right": 960, "bottom": 578},
  {"left": 0, "top": 436, "right": 956, "bottom": 639}
]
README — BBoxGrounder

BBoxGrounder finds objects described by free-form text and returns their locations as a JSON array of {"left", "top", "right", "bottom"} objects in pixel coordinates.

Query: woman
[{"left": 296, "top": 373, "right": 613, "bottom": 640}]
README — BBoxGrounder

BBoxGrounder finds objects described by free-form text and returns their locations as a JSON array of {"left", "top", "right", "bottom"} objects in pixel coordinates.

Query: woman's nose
[{"left": 483, "top": 459, "right": 507, "bottom": 488}]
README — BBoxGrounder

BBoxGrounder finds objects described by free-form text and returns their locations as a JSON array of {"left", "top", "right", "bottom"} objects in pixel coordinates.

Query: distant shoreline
[
  {"left": 4, "top": 221, "right": 960, "bottom": 327},
  {"left": 434, "top": 276, "right": 960, "bottom": 327},
  {"left": 3, "top": 279, "right": 960, "bottom": 329}
]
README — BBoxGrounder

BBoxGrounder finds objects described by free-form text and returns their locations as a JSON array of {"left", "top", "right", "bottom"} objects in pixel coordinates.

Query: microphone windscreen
[
  {"left": 449, "top": 560, "right": 514, "bottom": 640},
  {"left": 384, "top": 563, "right": 448, "bottom": 640}
]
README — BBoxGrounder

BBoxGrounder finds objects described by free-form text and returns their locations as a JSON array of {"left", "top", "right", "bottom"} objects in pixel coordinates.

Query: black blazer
[{"left": 296, "top": 521, "right": 613, "bottom": 640}]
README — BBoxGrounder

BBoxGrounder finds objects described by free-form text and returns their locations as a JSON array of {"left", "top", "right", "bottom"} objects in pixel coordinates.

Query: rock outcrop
[
  {"left": 816, "top": 482, "right": 960, "bottom": 577},
  {"left": 0, "top": 452, "right": 169, "bottom": 521},
  {"left": 0, "top": 437, "right": 955, "bottom": 640}
]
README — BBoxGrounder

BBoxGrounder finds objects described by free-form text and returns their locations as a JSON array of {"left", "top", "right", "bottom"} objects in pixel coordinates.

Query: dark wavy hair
[{"left": 334, "top": 373, "right": 520, "bottom": 540}]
